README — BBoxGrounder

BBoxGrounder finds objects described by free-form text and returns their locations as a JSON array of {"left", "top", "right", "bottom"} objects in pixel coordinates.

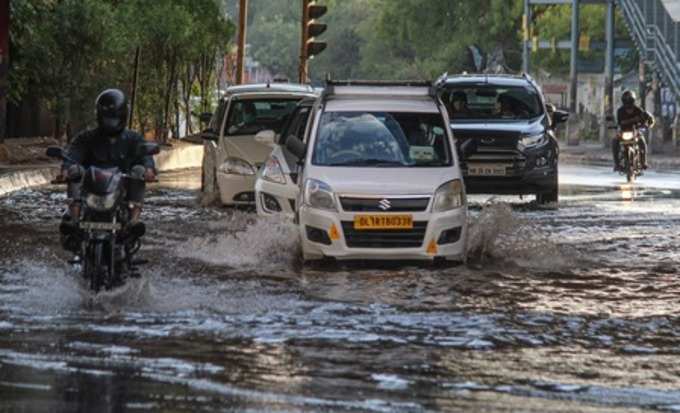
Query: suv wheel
[{"left": 536, "top": 167, "right": 559, "bottom": 206}]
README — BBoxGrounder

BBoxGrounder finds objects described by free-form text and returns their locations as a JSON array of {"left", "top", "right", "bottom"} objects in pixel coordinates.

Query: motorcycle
[
  {"left": 617, "top": 127, "right": 644, "bottom": 183},
  {"left": 47, "top": 144, "right": 159, "bottom": 292}
]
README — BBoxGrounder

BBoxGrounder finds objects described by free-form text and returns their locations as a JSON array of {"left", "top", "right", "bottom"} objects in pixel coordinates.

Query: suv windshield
[
  {"left": 225, "top": 98, "right": 300, "bottom": 136},
  {"left": 442, "top": 85, "right": 543, "bottom": 121},
  {"left": 312, "top": 111, "right": 452, "bottom": 167}
]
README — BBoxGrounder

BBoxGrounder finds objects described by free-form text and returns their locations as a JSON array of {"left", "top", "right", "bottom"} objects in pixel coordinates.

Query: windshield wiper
[{"left": 327, "top": 159, "right": 409, "bottom": 167}]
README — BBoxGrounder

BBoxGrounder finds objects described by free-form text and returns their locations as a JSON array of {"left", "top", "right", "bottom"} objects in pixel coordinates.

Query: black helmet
[
  {"left": 622, "top": 90, "right": 637, "bottom": 107},
  {"left": 95, "top": 89, "right": 128, "bottom": 135}
]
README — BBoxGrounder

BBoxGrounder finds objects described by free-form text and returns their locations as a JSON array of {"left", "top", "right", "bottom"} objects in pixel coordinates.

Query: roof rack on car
[{"left": 322, "top": 75, "right": 436, "bottom": 102}]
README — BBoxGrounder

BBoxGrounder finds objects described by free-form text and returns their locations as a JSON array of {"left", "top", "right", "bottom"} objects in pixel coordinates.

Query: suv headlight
[
  {"left": 519, "top": 133, "right": 548, "bottom": 149},
  {"left": 261, "top": 156, "right": 286, "bottom": 184},
  {"left": 218, "top": 157, "right": 256, "bottom": 176},
  {"left": 303, "top": 179, "right": 337, "bottom": 211},
  {"left": 85, "top": 192, "right": 118, "bottom": 212},
  {"left": 432, "top": 180, "right": 465, "bottom": 212}
]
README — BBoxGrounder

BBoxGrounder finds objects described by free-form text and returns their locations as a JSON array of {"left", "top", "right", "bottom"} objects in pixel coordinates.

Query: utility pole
[
  {"left": 129, "top": 46, "right": 141, "bottom": 129},
  {"left": 601, "top": 0, "right": 615, "bottom": 148},
  {"left": 236, "top": 0, "right": 248, "bottom": 85},
  {"left": 567, "top": 0, "right": 580, "bottom": 146},
  {"left": 522, "top": 0, "right": 531, "bottom": 74},
  {"left": 0, "top": 0, "right": 9, "bottom": 143}
]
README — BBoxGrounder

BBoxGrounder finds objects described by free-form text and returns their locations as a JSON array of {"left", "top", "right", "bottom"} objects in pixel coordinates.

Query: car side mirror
[
  {"left": 552, "top": 110, "right": 569, "bottom": 125},
  {"left": 254, "top": 129, "right": 276, "bottom": 146},
  {"left": 201, "top": 129, "right": 219, "bottom": 142},
  {"left": 286, "top": 135, "right": 307, "bottom": 160},
  {"left": 46, "top": 147, "right": 64, "bottom": 159}
]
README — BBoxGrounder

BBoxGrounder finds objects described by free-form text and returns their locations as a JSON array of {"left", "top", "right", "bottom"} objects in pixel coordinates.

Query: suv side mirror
[
  {"left": 254, "top": 129, "right": 276, "bottom": 146},
  {"left": 552, "top": 110, "right": 569, "bottom": 125},
  {"left": 286, "top": 135, "right": 307, "bottom": 160}
]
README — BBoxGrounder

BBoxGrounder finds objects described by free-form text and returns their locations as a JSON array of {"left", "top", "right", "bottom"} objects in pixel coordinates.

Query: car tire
[{"left": 536, "top": 167, "right": 559, "bottom": 206}]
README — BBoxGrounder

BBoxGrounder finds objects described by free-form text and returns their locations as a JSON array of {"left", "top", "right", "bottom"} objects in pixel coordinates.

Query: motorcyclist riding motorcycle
[
  {"left": 59, "top": 89, "right": 156, "bottom": 252},
  {"left": 613, "top": 90, "right": 654, "bottom": 171}
]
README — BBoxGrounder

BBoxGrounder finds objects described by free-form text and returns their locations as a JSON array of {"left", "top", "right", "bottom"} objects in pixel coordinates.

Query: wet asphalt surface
[{"left": 1, "top": 165, "right": 680, "bottom": 412}]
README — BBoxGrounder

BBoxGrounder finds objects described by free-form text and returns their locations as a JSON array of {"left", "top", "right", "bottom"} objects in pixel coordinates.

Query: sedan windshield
[
  {"left": 312, "top": 111, "right": 452, "bottom": 167},
  {"left": 442, "top": 85, "right": 543, "bottom": 121},
  {"left": 225, "top": 98, "right": 300, "bottom": 136}
]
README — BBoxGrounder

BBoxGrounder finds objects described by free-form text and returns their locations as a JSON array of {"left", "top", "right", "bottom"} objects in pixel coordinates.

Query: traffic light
[
  {"left": 305, "top": 1, "right": 327, "bottom": 58},
  {"left": 299, "top": 0, "right": 327, "bottom": 83}
]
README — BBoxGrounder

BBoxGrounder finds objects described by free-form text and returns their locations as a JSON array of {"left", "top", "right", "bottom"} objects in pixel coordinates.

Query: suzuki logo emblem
[
  {"left": 481, "top": 138, "right": 495, "bottom": 144},
  {"left": 378, "top": 199, "right": 392, "bottom": 211}
]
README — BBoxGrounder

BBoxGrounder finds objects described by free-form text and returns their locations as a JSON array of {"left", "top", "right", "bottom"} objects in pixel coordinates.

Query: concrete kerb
[{"left": 0, "top": 141, "right": 204, "bottom": 197}]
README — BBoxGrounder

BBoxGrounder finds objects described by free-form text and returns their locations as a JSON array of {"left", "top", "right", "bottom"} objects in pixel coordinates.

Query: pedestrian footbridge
[{"left": 618, "top": 0, "right": 680, "bottom": 98}]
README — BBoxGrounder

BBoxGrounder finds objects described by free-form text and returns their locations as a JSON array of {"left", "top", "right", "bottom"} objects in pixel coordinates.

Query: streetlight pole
[
  {"left": 0, "top": 0, "right": 9, "bottom": 143},
  {"left": 236, "top": 0, "right": 248, "bottom": 85}
]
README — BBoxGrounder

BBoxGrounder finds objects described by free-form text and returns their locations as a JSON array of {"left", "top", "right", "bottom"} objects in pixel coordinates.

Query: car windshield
[
  {"left": 225, "top": 98, "right": 300, "bottom": 136},
  {"left": 312, "top": 111, "right": 452, "bottom": 167},
  {"left": 442, "top": 85, "right": 543, "bottom": 121}
]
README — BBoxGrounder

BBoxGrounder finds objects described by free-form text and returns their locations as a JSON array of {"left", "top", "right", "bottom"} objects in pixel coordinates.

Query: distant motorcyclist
[
  {"left": 60, "top": 89, "right": 156, "bottom": 251},
  {"left": 613, "top": 90, "right": 654, "bottom": 171}
]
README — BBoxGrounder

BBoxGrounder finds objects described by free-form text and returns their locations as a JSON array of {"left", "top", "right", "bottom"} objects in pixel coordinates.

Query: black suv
[{"left": 438, "top": 74, "right": 568, "bottom": 204}]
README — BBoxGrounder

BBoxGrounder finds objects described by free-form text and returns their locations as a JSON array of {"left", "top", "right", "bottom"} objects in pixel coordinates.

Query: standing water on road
[{"left": 1, "top": 167, "right": 680, "bottom": 412}]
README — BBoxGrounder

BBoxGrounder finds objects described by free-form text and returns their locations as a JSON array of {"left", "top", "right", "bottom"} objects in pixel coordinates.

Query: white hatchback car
[
  {"left": 285, "top": 81, "right": 468, "bottom": 263},
  {"left": 201, "top": 83, "right": 317, "bottom": 206}
]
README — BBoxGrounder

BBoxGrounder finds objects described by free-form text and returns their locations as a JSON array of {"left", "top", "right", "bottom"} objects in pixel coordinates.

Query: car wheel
[{"left": 536, "top": 168, "right": 559, "bottom": 205}]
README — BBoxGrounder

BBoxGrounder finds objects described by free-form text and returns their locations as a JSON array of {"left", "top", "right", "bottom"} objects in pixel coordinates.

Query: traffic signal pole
[
  {"left": 299, "top": 0, "right": 310, "bottom": 84},
  {"left": 236, "top": 0, "right": 248, "bottom": 85}
]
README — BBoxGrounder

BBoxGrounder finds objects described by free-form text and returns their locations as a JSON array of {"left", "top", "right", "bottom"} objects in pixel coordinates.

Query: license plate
[
  {"left": 468, "top": 164, "right": 508, "bottom": 176},
  {"left": 80, "top": 221, "right": 121, "bottom": 231},
  {"left": 353, "top": 215, "right": 413, "bottom": 230}
]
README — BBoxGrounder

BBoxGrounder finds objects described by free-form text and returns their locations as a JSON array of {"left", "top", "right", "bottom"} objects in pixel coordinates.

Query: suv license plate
[
  {"left": 80, "top": 222, "right": 121, "bottom": 231},
  {"left": 354, "top": 215, "right": 413, "bottom": 230},
  {"left": 468, "top": 164, "right": 508, "bottom": 176}
]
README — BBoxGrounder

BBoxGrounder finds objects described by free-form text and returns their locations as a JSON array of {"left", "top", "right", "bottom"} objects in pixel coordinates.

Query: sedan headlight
[
  {"left": 85, "top": 192, "right": 118, "bottom": 212},
  {"left": 303, "top": 179, "right": 337, "bottom": 211},
  {"left": 432, "top": 180, "right": 465, "bottom": 212},
  {"left": 218, "top": 157, "right": 256, "bottom": 176},
  {"left": 261, "top": 156, "right": 286, "bottom": 184},
  {"left": 519, "top": 133, "right": 548, "bottom": 149}
]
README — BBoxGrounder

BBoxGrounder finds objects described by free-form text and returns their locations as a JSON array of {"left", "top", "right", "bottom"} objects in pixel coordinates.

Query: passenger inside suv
[
  {"left": 448, "top": 91, "right": 473, "bottom": 119},
  {"left": 496, "top": 93, "right": 529, "bottom": 118}
]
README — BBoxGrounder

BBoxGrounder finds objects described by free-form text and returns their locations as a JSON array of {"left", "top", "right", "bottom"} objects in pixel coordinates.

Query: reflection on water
[{"left": 1, "top": 180, "right": 680, "bottom": 412}]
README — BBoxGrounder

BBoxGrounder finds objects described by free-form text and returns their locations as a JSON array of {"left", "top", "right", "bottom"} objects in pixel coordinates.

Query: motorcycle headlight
[
  {"left": 218, "top": 157, "right": 256, "bottom": 176},
  {"left": 432, "top": 180, "right": 465, "bottom": 212},
  {"left": 621, "top": 131, "right": 635, "bottom": 141},
  {"left": 519, "top": 133, "right": 548, "bottom": 149},
  {"left": 85, "top": 192, "right": 118, "bottom": 212},
  {"left": 261, "top": 156, "right": 286, "bottom": 185},
  {"left": 303, "top": 179, "right": 337, "bottom": 211}
]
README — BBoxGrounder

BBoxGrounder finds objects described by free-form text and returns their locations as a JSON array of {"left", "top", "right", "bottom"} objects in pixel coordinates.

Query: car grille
[
  {"left": 340, "top": 197, "right": 430, "bottom": 212},
  {"left": 341, "top": 221, "right": 427, "bottom": 249}
]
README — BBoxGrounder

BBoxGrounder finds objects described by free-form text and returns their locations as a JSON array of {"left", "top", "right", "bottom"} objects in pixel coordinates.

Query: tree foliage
[{"left": 10, "top": 0, "right": 234, "bottom": 139}]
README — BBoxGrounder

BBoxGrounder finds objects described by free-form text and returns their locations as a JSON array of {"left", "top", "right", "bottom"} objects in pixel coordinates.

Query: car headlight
[
  {"left": 261, "top": 156, "right": 286, "bottom": 184},
  {"left": 218, "top": 157, "right": 256, "bottom": 176},
  {"left": 303, "top": 179, "right": 337, "bottom": 211},
  {"left": 85, "top": 192, "right": 118, "bottom": 212},
  {"left": 519, "top": 133, "right": 548, "bottom": 149},
  {"left": 432, "top": 179, "right": 465, "bottom": 212},
  {"left": 621, "top": 131, "right": 635, "bottom": 141}
]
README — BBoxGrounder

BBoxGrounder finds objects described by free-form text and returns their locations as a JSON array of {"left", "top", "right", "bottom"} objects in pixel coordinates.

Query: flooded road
[{"left": 1, "top": 166, "right": 679, "bottom": 412}]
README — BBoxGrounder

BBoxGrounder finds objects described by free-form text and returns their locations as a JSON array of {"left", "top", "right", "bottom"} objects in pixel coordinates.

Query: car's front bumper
[
  {"left": 464, "top": 166, "right": 557, "bottom": 195},
  {"left": 298, "top": 205, "right": 467, "bottom": 262},
  {"left": 254, "top": 176, "right": 297, "bottom": 216},
  {"left": 217, "top": 172, "right": 256, "bottom": 205}
]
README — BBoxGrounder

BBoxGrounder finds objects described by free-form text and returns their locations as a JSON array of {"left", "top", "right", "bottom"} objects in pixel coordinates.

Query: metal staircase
[{"left": 618, "top": 0, "right": 680, "bottom": 98}]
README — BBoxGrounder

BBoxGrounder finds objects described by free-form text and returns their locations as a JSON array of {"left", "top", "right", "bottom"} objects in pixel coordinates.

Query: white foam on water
[
  {"left": 466, "top": 202, "right": 579, "bottom": 269},
  {"left": 177, "top": 213, "right": 299, "bottom": 269}
]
